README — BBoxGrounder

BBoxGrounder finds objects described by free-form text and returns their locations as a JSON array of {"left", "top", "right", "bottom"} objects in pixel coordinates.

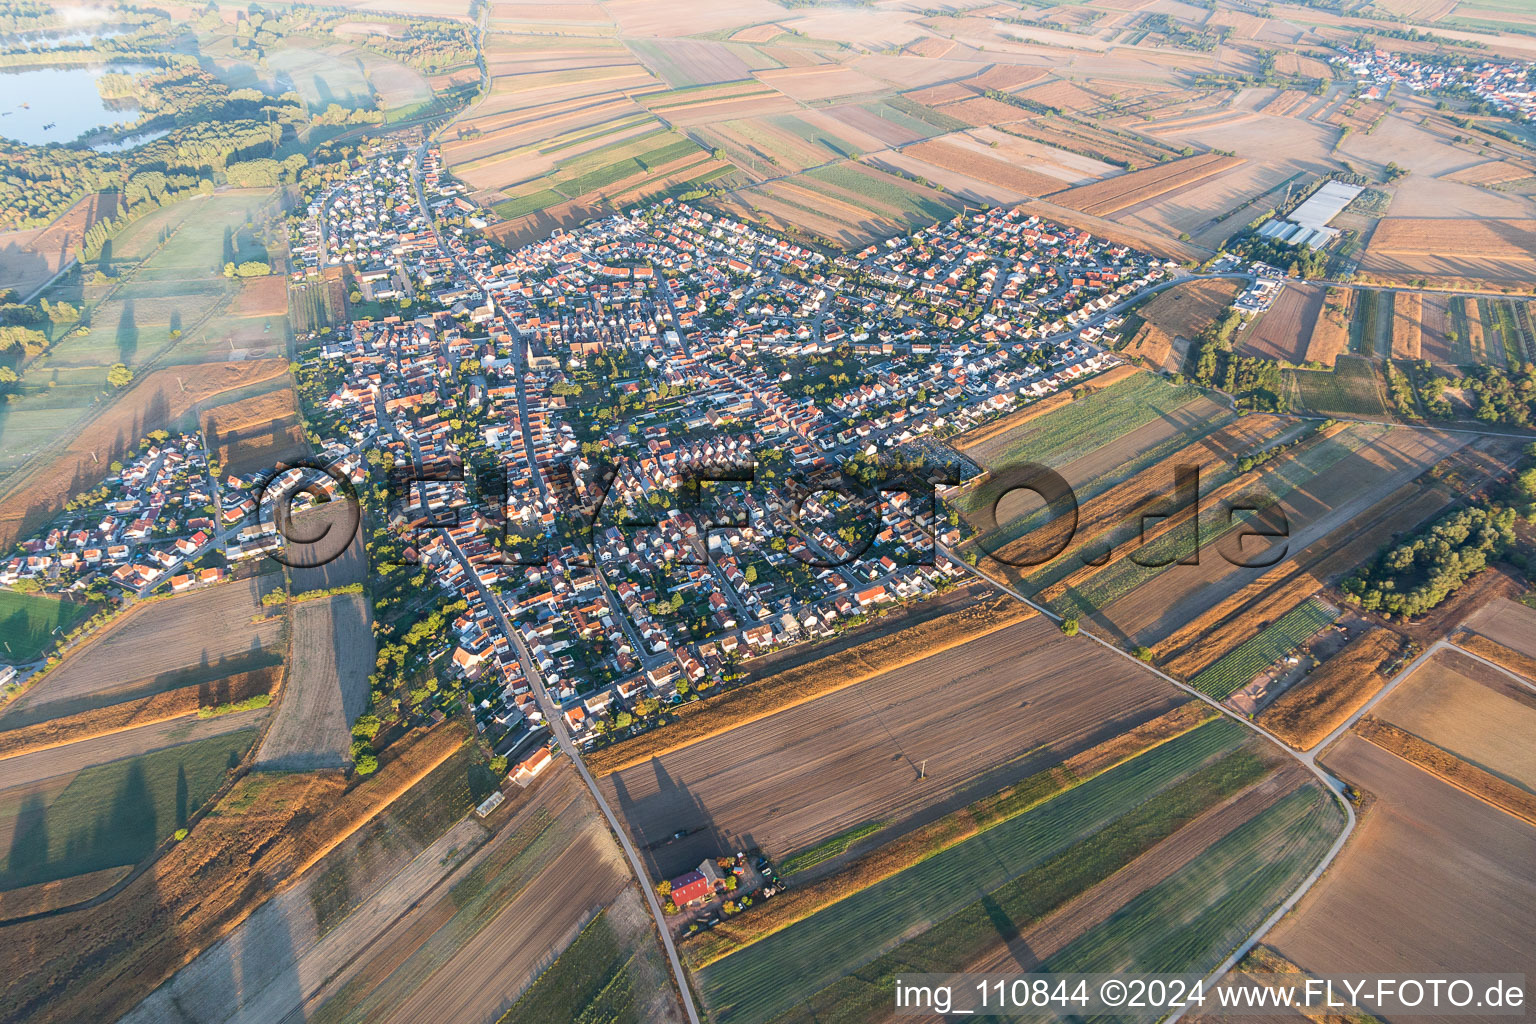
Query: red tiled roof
[{"left": 670, "top": 871, "right": 712, "bottom": 905}]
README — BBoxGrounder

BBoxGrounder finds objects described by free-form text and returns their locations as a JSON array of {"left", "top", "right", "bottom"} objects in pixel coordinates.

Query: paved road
[{"left": 438, "top": 528, "right": 702, "bottom": 1024}]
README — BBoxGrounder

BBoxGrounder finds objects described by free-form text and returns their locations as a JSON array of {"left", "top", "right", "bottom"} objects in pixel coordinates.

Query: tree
[
  {"left": 355, "top": 754, "right": 379, "bottom": 775},
  {"left": 1060, "top": 617, "right": 1079, "bottom": 636},
  {"left": 656, "top": 879, "right": 672, "bottom": 896},
  {"left": 490, "top": 755, "right": 509, "bottom": 775},
  {"left": 107, "top": 363, "right": 133, "bottom": 388},
  {"left": 744, "top": 564, "right": 757, "bottom": 584}
]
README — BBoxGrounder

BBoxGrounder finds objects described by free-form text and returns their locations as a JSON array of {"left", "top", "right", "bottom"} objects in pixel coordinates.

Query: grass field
[
  {"left": 0, "top": 727, "right": 257, "bottom": 892},
  {"left": 0, "top": 591, "right": 96, "bottom": 663},
  {"left": 1190, "top": 599, "right": 1338, "bottom": 699},
  {"left": 698, "top": 718, "right": 1247, "bottom": 1024}
]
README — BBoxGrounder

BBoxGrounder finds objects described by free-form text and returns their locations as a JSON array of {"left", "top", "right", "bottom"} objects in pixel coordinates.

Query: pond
[{"left": 0, "top": 62, "right": 154, "bottom": 147}]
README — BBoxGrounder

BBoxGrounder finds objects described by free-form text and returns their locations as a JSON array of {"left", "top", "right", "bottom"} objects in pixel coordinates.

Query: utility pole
[{"left": 918, "top": 759, "right": 926, "bottom": 780}]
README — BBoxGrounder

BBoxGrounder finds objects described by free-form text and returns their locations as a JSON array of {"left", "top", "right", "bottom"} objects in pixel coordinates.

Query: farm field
[
  {"left": 1375, "top": 646, "right": 1536, "bottom": 793},
  {"left": 1047, "top": 424, "right": 1467, "bottom": 650},
  {"left": 1463, "top": 597, "right": 1536, "bottom": 662},
  {"left": 955, "top": 371, "right": 1204, "bottom": 473},
  {"left": 1267, "top": 735, "right": 1536, "bottom": 988},
  {"left": 1363, "top": 218, "right": 1536, "bottom": 285},
  {"left": 1287, "top": 355, "right": 1390, "bottom": 419},
  {"left": 698, "top": 719, "right": 1250, "bottom": 1023},
  {"left": 1190, "top": 599, "right": 1338, "bottom": 700},
  {"left": 1257, "top": 628, "right": 1405, "bottom": 750},
  {"left": 960, "top": 395, "right": 1253, "bottom": 563},
  {"left": 1050, "top": 154, "right": 1246, "bottom": 217},
  {"left": 1304, "top": 286, "right": 1354, "bottom": 366},
  {"left": 0, "top": 725, "right": 467, "bottom": 1024},
  {"left": 201, "top": 387, "right": 308, "bottom": 477},
  {"left": 1137, "top": 278, "right": 1243, "bottom": 342},
  {"left": 0, "top": 578, "right": 284, "bottom": 728},
  {"left": 699, "top": 719, "right": 1342, "bottom": 1024},
  {"left": 1039, "top": 782, "right": 1341, "bottom": 976},
  {"left": 0, "top": 590, "right": 97, "bottom": 663},
  {"left": 600, "top": 615, "right": 1184, "bottom": 881},
  {"left": 0, "top": 725, "right": 258, "bottom": 893},
  {"left": 256, "top": 592, "right": 371, "bottom": 771},
  {"left": 1239, "top": 282, "right": 1326, "bottom": 363},
  {"left": 305, "top": 765, "right": 683, "bottom": 1024},
  {"left": 965, "top": 404, "right": 1303, "bottom": 586},
  {"left": 0, "top": 192, "right": 117, "bottom": 298}
]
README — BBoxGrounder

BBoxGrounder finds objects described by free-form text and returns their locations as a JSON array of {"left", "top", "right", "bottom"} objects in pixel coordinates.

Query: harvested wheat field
[
  {"left": 1463, "top": 597, "right": 1536, "bottom": 663},
  {"left": 1376, "top": 646, "right": 1536, "bottom": 788},
  {"left": 1257, "top": 628, "right": 1403, "bottom": 751},
  {"left": 1364, "top": 218, "right": 1536, "bottom": 284},
  {"left": 1390, "top": 291, "right": 1424, "bottom": 360},
  {"left": 1269, "top": 735, "right": 1536, "bottom": 991},
  {"left": 0, "top": 359, "right": 290, "bottom": 549},
  {"left": 256, "top": 592, "right": 372, "bottom": 771},
  {"left": 0, "top": 578, "right": 284, "bottom": 728},
  {"left": 600, "top": 614, "right": 1184, "bottom": 880},
  {"left": 200, "top": 387, "right": 307, "bottom": 476},
  {"left": 1051, "top": 154, "right": 1245, "bottom": 217},
  {"left": 230, "top": 275, "right": 289, "bottom": 317},
  {"left": 1138, "top": 278, "right": 1243, "bottom": 340},
  {"left": 1304, "top": 286, "right": 1354, "bottom": 366},
  {"left": 1240, "top": 282, "right": 1326, "bottom": 363}
]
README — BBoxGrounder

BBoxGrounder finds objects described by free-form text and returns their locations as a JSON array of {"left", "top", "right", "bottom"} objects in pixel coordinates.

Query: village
[
  {"left": 1333, "top": 44, "right": 1536, "bottom": 120},
  {"left": 2, "top": 137, "right": 1208, "bottom": 792}
]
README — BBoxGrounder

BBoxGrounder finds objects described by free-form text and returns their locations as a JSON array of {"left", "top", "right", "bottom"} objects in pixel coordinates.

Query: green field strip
[
  {"left": 0, "top": 591, "right": 97, "bottom": 662},
  {"left": 781, "top": 821, "right": 889, "bottom": 876},
  {"left": 961, "top": 373, "right": 1207, "bottom": 477},
  {"left": 1190, "top": 598, "right": 1338, "bottom": 699},
  {"left": 759, "top": 745, "right": 1273, "bottom": 1024},
  {"left": 804, "top": 163, "right": 958, "bottom": 224},
  {"left": 0, "top": 727, "right": 259, "bottom": 892},
  {"left": 884, "top": 94, "right": 972, "bottom": 134},
  {"left": 1040, "top": 784, "right": 1341, "bottom": 986},
  {"left": 698, "top": 718, "right": 1247, "bottom": 1024}
]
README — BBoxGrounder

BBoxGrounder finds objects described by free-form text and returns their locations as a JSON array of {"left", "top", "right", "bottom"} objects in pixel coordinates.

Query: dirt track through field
[
  {"left": 1269, "top": 737, "right": 1536, "bottom": 998},
  {"left": 601, "top": 616, "right": 1183, "bottom": 879}
]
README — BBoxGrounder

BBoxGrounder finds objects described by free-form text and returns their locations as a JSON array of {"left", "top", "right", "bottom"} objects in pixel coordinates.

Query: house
[
  {"left": 513, "top": 747, "right": 553, "bottom": 787},
  {"left": 668, "top": 869, "right": 713, "bottom": 907}
]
